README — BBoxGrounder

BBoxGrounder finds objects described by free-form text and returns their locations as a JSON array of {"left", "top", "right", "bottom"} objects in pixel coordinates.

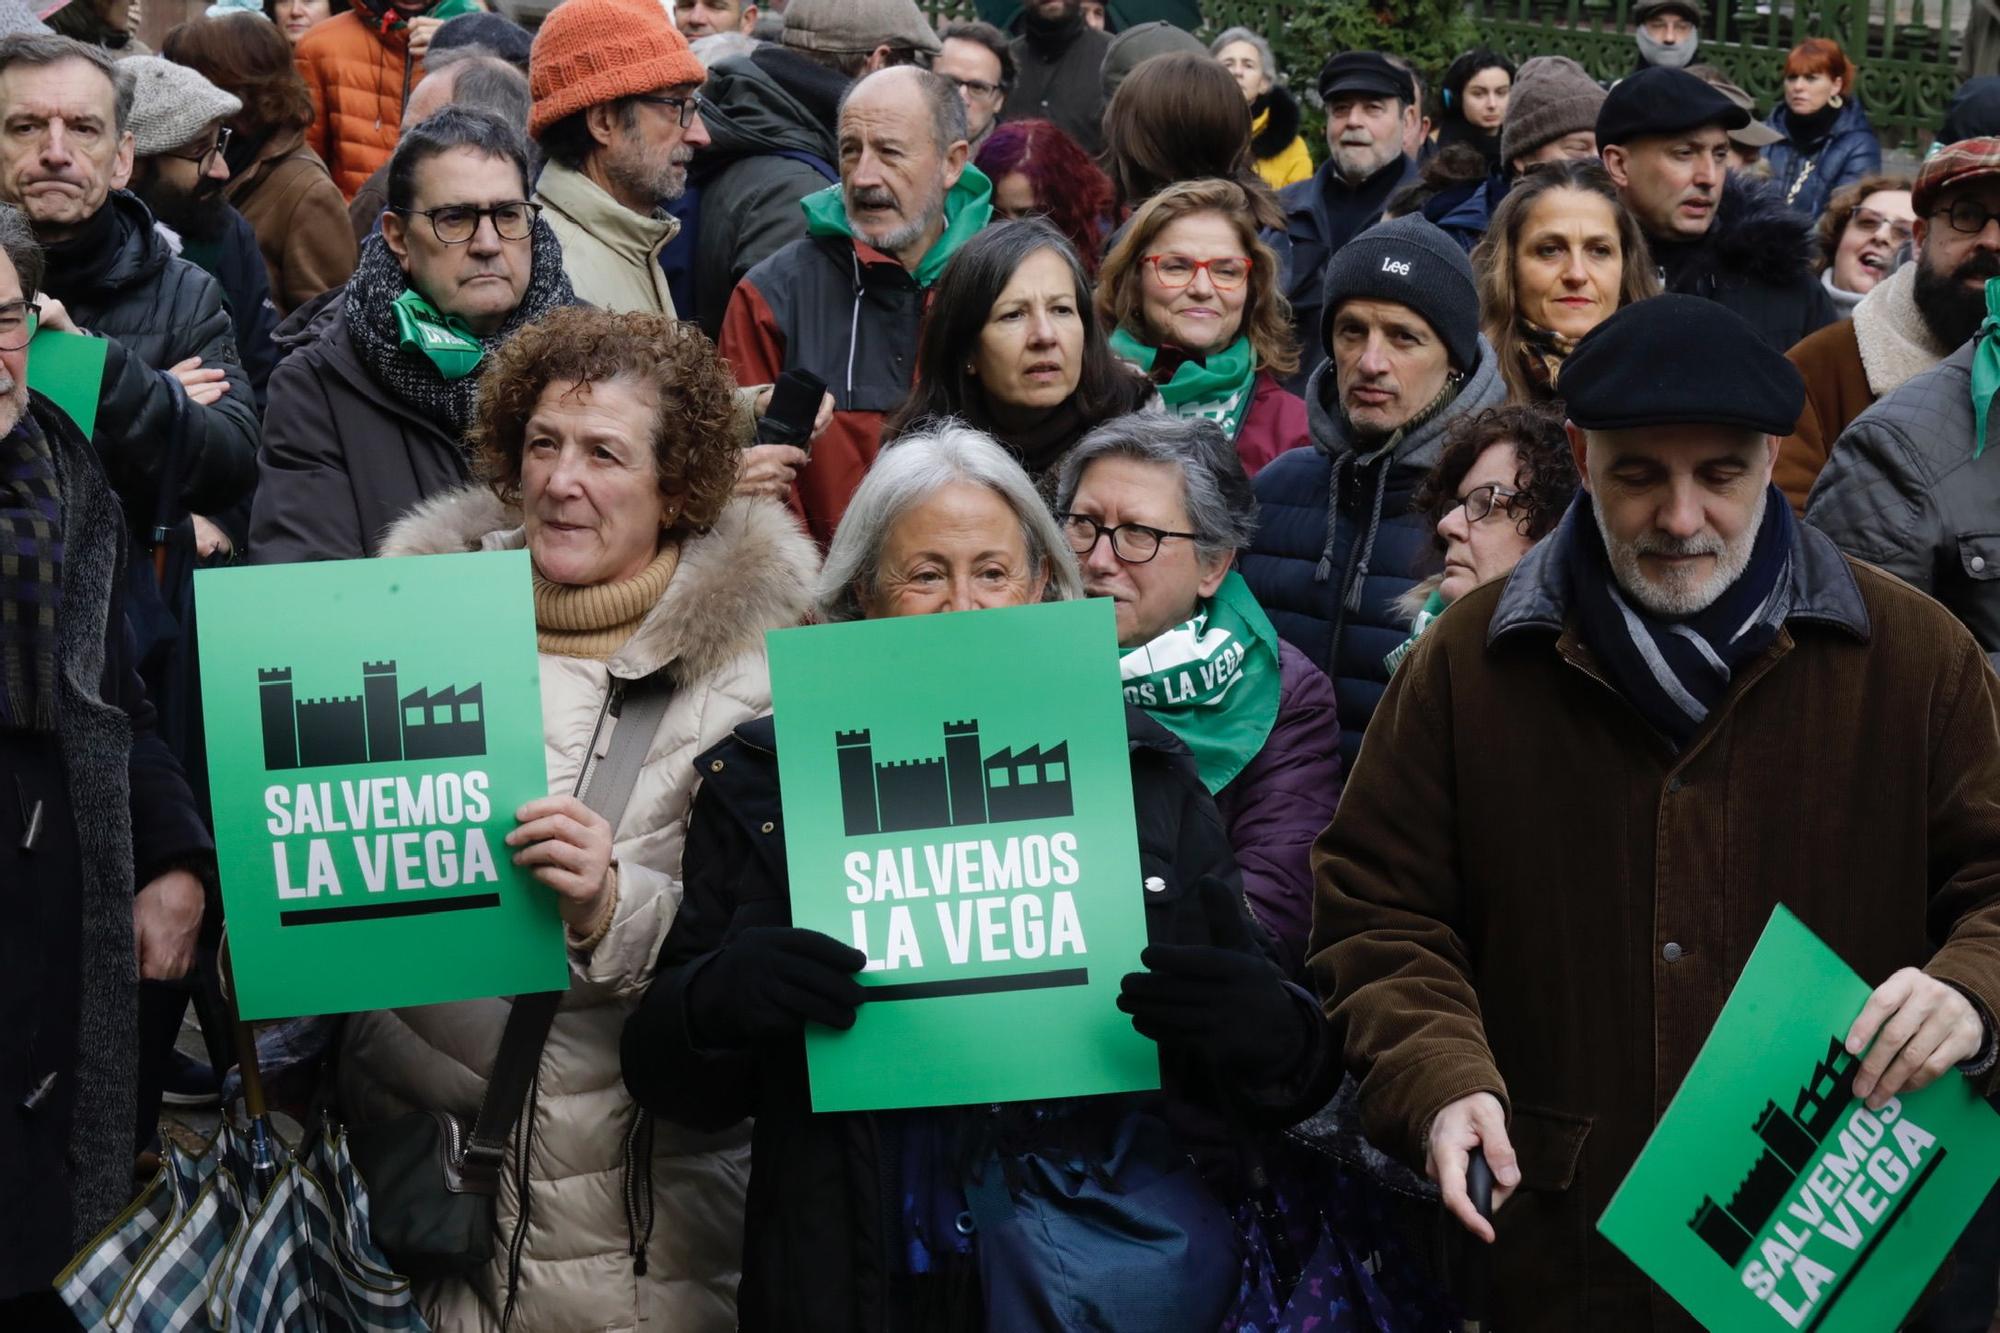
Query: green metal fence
[{"left": 1457, "top": 0, "right": 1959, "bottom": 143}]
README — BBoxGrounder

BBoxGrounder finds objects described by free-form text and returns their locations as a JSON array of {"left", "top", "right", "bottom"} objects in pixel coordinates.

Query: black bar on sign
[
  {"left": 865, "top": 968, "right": 1089, "bottom": 1002},
  {"left": 280, "top": 893, "right": 501, "bottom": 927}
]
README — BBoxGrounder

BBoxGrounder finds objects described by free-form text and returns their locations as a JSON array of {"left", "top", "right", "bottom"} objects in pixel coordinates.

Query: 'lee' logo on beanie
[
  {"left": 1319, "top": 215, "right": 1481, "bottom": 371},
  {"left": 1380, "top": 256, "right": 1412, "bottom": 277}
]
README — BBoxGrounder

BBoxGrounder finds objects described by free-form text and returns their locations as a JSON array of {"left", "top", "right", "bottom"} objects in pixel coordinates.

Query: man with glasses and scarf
[{"left": 1779, "top": 141, "right": 2000, "bottom": 509}]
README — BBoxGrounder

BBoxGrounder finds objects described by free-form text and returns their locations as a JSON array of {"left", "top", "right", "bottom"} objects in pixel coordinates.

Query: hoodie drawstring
[
  {"left": 1343, "top": 465, "right": 1390, "bottom": 617},
  {"left": 1313, "top": 456, "right": 1345, "bottom": 586}
]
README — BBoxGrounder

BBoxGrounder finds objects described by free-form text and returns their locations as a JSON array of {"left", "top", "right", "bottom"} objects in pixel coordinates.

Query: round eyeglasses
[
  {"left": 391, "top": 201, "right": 541, "bottom": 244},
  {"left": 1453, "top": 483, "right": 1519, "bottom": 524},
  {"left": 1143, "top": 254, "right": 1253, "bottom": 290}
]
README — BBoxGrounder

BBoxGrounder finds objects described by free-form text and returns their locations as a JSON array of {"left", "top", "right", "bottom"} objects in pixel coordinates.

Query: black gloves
[
  {"left": 1116, "top": 876, "right": 1318, "bottom": 1086},
  {"left": 686, "top": 926, "right": 867, "bottom": 1048}
]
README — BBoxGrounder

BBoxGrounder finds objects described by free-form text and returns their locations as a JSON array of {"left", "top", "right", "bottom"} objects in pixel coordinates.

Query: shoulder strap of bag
[{"left": 456, "top": 671, "right": 678, "bottom": 1194}]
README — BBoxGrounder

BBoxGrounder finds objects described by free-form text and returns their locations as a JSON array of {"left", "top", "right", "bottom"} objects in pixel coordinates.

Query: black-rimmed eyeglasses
[
  {"left": 628, "top": 92, "right": 706, "bottom": 129},
  {"left": 0, "top": 300, "right": 38, "bottom": 351},
  {"left": 945, "top": 75, "right": 1004, "bottom": 100},
  {"left": 391, "top": 201, "right": 542, "bottom": 244},
  {"left": 1452, "top": 483, "right": 1519, "bottom": 524},
  {"left": 1935, "top": 198, "right": 2000, "bottom": 236},
  {"left": 1061, "top": 513, "right": 1202, "bottom": 564},
  {"left": 163, "top": 125, "right": 232, "bottom": 166}
]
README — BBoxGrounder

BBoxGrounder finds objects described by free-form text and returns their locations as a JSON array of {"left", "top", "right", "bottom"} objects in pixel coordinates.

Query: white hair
[{"left": 815, "top": 419, "right": 1084, "bottom": 622}]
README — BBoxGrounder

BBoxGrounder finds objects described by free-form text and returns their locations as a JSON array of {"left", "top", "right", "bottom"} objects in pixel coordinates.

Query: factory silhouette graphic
[
  {"left": 1689, "top": 1037, "right": 1873, "bottom": 1267},
  {"left": 837, "top": 719, "right": 1072, "bottom": 836},
  {"left": 259, "top": 661, "right": 486, "bottom": 771}
]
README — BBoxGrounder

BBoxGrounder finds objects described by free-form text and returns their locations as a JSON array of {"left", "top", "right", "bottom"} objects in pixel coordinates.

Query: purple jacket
[{"left": 1215, "top": 639, "right": 1342, "bottom": 977}]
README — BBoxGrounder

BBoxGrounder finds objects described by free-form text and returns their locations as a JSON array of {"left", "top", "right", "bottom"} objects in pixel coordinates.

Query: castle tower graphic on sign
[
  {"left": 259, "top": 662, "right": 486, "bottom": 770},
  {"left": 836, "top": 720, "right": 1071, "bottom": 836},
  {"left": 1688, "top": 1037, "right": 1859, "bottom": 1267}
]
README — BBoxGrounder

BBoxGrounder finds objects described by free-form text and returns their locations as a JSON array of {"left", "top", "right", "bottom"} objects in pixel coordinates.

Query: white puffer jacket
[{"left": 337, "top": 486, "right": 818, "bottom": 1332}]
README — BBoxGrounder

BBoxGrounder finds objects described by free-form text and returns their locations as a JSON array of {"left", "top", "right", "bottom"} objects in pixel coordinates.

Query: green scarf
[
  {"left": 392, "top": 288, "right": 485, "bottom": 380},
  {"left": 1108, "top": 329, "right": 1260, "bottom": 441},
  {"left": 1974, "top": 277, "right": 2000, "bottom": 458},
  {"left": 1118, "top": 572, "right": 1282, "bottom": 792},
  {"left": 1383, "top": 586, "right": 1445, "bottom": 675},
  {"left": 801, "top": 165, "right": 994, "bottom": 288}
]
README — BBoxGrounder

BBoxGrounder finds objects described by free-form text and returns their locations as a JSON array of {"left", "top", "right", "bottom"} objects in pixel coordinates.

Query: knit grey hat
[
  {"left": 780, "top": 0, "right": 939, "bottom": 57},
  {"left": 117, "top": 56, "right": 241, "bottom": 157},
  {"left": 1319, "top": 214, "right": 1479, "bottom": 371},
  {"left": 1498, "top": 55, "right": 1605, "bottom": 165}
]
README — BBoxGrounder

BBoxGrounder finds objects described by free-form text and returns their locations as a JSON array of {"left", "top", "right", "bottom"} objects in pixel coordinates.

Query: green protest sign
[
  {"left": 195, "top": 551, "right": 567, "bottom": 1020},
  {"left": 1599, "top": 906, "right": 2000, "bottom": 1331},
  {"left": 28, "top": 328, "right": 107, "bottom": 437},
  {"left": 767, "top": 599, "right": 1159, "bottom": 1112}
]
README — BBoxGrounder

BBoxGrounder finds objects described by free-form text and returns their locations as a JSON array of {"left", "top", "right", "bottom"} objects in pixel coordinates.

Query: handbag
[{"left": 347, "top": 672, "right": 676, "bottom": 1279}]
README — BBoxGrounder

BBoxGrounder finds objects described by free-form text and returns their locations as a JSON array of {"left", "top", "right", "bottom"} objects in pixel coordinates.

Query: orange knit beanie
[{"left": 528, "top": 0, "right": 705, "bottom": 139}]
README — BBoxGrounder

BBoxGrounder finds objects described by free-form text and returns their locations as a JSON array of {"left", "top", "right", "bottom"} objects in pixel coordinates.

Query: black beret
[
  {"left": 1560, "top": 294, "right": 1805, "bottom": 435},
  {"left": 1317, "top": 51, "right": 1415, "bottom": 106},
  {"left": 1596, "top": 66, "right": 1750, "bottom": 147}
]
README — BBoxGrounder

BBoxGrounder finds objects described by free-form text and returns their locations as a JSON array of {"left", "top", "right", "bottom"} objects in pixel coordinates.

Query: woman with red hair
[
  {"left": 1764, "top": 36, "right": 1882, "bottom": 220},
  {"left": 975, "top": 118, "right": 1116, "bottom": 276}
]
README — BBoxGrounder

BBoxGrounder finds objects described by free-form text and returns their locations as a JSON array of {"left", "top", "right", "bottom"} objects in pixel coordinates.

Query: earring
[{"left": 1830, "top": 92, "right": 1844, "bottom": 108}]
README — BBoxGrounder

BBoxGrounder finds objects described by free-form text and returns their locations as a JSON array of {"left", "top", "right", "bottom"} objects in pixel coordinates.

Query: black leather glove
[
  {"left": 686, "top": 926, "right": 867, "bottom": 1048},
  {"left": 1116, "top": 875, "right": 1316, "bottom": 1085}
]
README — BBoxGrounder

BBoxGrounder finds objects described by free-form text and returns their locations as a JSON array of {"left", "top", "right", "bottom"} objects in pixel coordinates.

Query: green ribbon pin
[{"left": 392, "top": 288, "right": 486, "bottom": 380}]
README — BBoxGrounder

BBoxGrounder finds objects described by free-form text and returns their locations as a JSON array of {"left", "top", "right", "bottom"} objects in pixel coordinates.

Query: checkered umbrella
[{"left": 56, "top": 948, "right": 428, "bottom": 1333}]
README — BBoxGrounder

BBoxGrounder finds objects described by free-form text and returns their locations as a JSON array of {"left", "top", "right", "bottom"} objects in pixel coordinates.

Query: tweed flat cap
[
  {"left": 1562, "top": 294, "right": 1804, "bottom": 435},
  {"left": 118, "top": 56, "right": 241, "bottom": 158},
  {"left": 1915, "top": 136, "right": 2000, "bottom": 217}
]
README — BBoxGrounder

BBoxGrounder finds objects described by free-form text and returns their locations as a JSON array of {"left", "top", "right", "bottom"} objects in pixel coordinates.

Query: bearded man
[
  {"left": 1777, "top": 139, "right": 2000, "bottom": 510},
  {"left": 1278, "top": 51, "right": 1421, "bottom": 391},
  {"left": 718, "top": 66, "right": 991, "bottom": 545},
  {"left": 1315, "top": 292, "right": 2000, "bottom": 1330}
]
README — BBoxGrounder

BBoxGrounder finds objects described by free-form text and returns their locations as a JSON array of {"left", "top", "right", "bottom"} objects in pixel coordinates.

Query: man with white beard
[
  {"left": 1310, "top": 292, "right": 2000, "bottom": 1329},
  {"left": 1279, "top": 50, "right": 1420, "bottom": 392}
]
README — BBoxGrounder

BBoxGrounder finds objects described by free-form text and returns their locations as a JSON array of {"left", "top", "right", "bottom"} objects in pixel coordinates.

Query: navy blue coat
[
  {"left": 1278, "top": 154, "right": 1419, "bottom": 394},
  {"left": 1764, "top": 97, "right": 1882, "bottom": 220},
  {"left": 1240, "top": 339, "right": 1508, "bottom": 770}
]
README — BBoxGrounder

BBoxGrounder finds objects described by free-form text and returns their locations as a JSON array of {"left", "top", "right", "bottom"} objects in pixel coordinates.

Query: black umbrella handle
[{"left": 1460, "top": 1148, "right": 1496, "bottom": 1332}]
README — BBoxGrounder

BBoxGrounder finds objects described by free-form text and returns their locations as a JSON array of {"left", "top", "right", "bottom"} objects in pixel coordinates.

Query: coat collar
[
  {"left": 377, "top": 484, "right": 819, "bottom": 683},
  {"left": 534, "top": 159, "right": 679, "bottom": 262},
  {"left": 1487, "top": 498, "right": 1871, "bottom": 647},
  {"left": 1851, "top": 259, "right": 1953, "bottom": 398}
]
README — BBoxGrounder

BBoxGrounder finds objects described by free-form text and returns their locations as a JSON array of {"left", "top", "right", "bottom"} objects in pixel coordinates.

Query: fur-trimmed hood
[
  {"left": 1692, "top": 174, "right": 1822, "bottom": 288},
  {"left": 1252, "top": 85, "right": 1303, "bottom": 162},
  {"left": 380, "top": 484, "right": 820, "bottom": 684}
]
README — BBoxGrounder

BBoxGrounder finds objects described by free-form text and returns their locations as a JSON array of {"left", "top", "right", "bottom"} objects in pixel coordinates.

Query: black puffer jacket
[
  {"left": 623, "top": 709, "right": 1334, "bottom": 1333},
  {"left": 247, "top": 288, "right": 466, "bottom": 563},
  {"left": 1240, "top": 338, "right": 1508, "bottom": 770},
  {"left": 44, "top": 190, "right": 259, "bottom": 526},
  {"left": 1652, "top": 174, "right": 1838, "bottom": 354}
]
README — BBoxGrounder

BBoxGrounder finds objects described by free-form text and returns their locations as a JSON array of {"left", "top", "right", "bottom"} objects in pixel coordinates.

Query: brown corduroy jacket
[
  {"left": 230, "top": 132, "right": 358, "bottom": 317},
  {"left": 1311, "top": 509, "right": 2000, "bottom": 1331},
  {"left": 1777, "top": 314, "right": 1871, "bottom": 514}
]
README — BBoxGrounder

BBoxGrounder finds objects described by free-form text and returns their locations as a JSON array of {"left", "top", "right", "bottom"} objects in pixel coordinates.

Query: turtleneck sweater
[{"left": 533, "top": 543, "right": 680, "bottom": 660}]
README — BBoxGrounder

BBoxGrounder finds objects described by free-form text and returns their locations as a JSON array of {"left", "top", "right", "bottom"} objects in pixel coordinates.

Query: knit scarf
[
  {"left": 1515, "top": 318, "right": 1578, "bottom": 394},
  {"left": 1634, "top": 28, "right": 1698, "bottom": 68},
  {"left": 1109, "top": 328, "right": 1260, "bottom": 441},
  {"left": 1118, "top": 572, "right": 1281, "bottom": 792},
  {"left": 1970, "top": 277, "right": 2000, "bottom": 458},
  {"left": 533, "top": 543, "right": 679, "bottom": 660},
  {"left": 343, "top": 219, "right": 574, "bottom": 442},
  {"left": 0, "top": 412, "right": 61, "bottom": 732},
  {"left": 1566, "top": 486, "right": 1794, "bottom": 750}
]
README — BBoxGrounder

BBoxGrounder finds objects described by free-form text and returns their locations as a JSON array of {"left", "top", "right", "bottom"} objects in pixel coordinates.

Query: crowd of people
[{"left": 9, "top": 0, "right": 2000, "bottom": 1329}]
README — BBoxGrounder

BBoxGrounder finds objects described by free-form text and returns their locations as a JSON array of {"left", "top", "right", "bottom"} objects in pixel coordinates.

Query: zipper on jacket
[
  {"left": 622, "top": 1109, "right": 656, "bottom": 1275},
  {"left": 574, "top": 678, "right": 628, "bottom": 800}
]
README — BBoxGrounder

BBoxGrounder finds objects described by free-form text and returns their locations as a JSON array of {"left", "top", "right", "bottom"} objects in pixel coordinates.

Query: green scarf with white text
[
  {"left": 1118, "top": 572, "right": 1282, "bottom": 792},
  {"left": 801, "top": 165, "right": 994, "bottom": 288},
  {"left": 1108, "top": 328, "right": 1260, "bottom": 441}
]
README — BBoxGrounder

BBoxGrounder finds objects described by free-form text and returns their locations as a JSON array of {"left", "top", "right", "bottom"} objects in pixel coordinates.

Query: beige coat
[
  {"left": 534, "top": 160, "right": 681, "bottom": 318},
  {"left": 339, "top": 486, "right": 819, "bottom": 1332}
]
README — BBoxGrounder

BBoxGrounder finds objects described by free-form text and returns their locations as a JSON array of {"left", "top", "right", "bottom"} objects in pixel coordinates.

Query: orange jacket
[{"left": 295, "top": 12, "right": 421, "bottom": 201}]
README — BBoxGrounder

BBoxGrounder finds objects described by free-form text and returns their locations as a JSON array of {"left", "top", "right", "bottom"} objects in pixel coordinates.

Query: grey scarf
[{"left": 1635, "top": 28, "right": 1699, "bottom": 68}]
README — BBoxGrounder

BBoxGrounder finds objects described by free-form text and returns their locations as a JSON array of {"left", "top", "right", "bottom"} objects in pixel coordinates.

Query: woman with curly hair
[
  {"left": 1097, "top": 177, "right": 1307, "bottom": 475},
  {"left": 1812, "top": 172, "right": 1913, "bottom": 314},
  {"left": 974, "top": 118, "right": 1113, "bottom": 277},
  {"left": 1387, "top": 401, "right": 1577, "bottom": 670},
  {"left": 339, "top": 303, "right": 820, "bottom": 1333},
  {"left": 163, "top": 13, "right": 357, "bottom": 314}
]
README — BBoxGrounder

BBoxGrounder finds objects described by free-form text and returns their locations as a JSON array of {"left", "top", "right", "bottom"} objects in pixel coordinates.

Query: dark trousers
[{"left": 0, "top": 1290, "right": 80, "bottom": 1330}]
